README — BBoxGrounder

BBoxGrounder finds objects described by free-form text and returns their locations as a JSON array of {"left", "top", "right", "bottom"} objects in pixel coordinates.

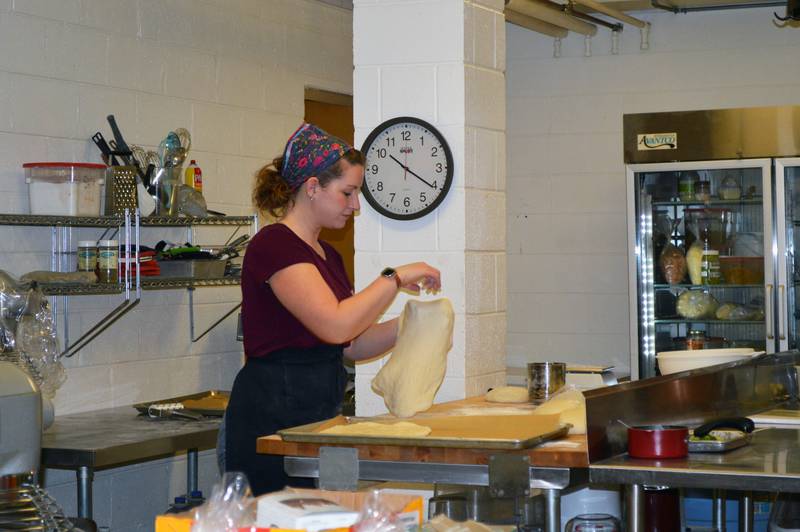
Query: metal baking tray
[
  {"left": 133, "top": 390, "right": 230, "bottom": 417},
  {"left": 156, "top": 259, "right": 227, "bottom": 279},
  {"left": 688, "top": 430, "right": 752, "bottom": 453},
  {"left": 279, "top": 416, "right": 571, "bottom": 450}
]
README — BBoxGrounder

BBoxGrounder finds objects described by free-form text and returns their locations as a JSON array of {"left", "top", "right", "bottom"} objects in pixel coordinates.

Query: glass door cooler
[
  {"left": 628, "top": 160, "right": 773, "bottom": 379},
  {"left": 623, "top": 105, "right": 800, "bottom": 379},
  {"left": 776, "top": 157, "right": 800, "bottom": 353}
]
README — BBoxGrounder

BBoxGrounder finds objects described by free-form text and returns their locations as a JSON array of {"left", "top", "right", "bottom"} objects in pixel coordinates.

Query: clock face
[{"left": 360, "top": 117, "right": 454, "bottom": 220}]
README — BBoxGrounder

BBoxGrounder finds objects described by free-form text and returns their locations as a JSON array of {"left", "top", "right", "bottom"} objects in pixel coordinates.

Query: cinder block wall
[
  {"left": 505, "top": 7, "right": 800, "bottom": 376},
  {"left": 0, "top": 1, "right": 353, "bottom": 529}
]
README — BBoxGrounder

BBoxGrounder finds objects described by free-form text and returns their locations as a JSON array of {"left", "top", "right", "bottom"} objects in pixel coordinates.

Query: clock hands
[{"left": 389, "top": 154, "right": 436, "bottom": 189}]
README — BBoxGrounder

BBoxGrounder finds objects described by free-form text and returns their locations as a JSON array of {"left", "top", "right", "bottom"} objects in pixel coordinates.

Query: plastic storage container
[
  {"left": 719, "top": 256, "right": 765, "bottom": 284},
  {"left": 24, "top": 162, "right": 106, "bottom": 216}
]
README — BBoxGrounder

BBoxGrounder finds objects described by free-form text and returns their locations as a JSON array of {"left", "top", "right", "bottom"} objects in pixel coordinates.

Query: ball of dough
[{"left": 486, "top": 386, "right": 529, "bottom": 403}]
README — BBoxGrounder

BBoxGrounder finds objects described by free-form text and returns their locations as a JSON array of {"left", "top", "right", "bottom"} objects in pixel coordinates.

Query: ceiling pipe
[
  {"left": 507, "top": 0, "right": 598, "bottom": 35},
  {"left": 505, "top": 8, "right": 569, "bottom": 37},
  {"left": 566, "top": 2, "right": 624, "bottom": 31},
  {"left": 569, "top": 0, "right": 648, "bottom": 27},
  {"left": 651, "top": 0, "right": 785, "bottom": 12}
]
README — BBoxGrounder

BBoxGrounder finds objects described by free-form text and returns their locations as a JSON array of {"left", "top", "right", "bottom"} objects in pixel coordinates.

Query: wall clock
[{"left": 360, "top": 116, "right": 454, "bottom": 220}]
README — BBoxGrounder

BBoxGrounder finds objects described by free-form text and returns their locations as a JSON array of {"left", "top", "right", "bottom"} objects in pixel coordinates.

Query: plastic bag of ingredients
[
  {"left": 0, "top": 269, "right": 28, "bottom": 351},
  {"left": 659, "top": 244, "right": 687, "bottom": 285},
  {"left": 352, "top": 490, "right": 407, "bottom": 532},
  {"left": 191, "top": 472, "right": 257, "bottom": 531},
  {"left": 16, "top": 284, "right": 65, "bottom": 399},
  {"left": 676, "top": 290, "right": 718, "bottom": 319}
]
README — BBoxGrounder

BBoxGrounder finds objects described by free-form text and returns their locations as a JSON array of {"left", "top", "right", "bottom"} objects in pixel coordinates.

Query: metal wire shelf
[
  {"left": 38, "top": 277, "right": 241, "bottom": 295},
  {"left": 0, "top": 213, "right": 254, "bottom": 227}
]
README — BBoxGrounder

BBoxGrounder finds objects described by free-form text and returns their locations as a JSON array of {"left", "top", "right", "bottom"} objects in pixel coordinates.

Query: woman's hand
[{"left": 395, "top": 262, "right": 441, "bottom": 294}]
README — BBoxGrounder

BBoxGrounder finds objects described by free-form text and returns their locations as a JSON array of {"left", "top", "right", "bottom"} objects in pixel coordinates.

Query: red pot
[{"left": 628, "top": 425, "right": 688, "bottom": 459}]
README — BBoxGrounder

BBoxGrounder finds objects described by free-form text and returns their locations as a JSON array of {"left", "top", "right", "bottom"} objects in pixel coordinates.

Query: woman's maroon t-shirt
[{"left": 241, "top": 223, "right": 353, "bottom": 359}]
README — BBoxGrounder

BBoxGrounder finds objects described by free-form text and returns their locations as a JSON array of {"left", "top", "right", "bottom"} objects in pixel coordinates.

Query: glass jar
[
  {"left": 718, "top": 175, "right": 742, "bottom": 200},
  {"left": 77, "top": 241, "right": 97, "bottom": 272},
  {"left": 695, "top": 181, "right": 711, "bottom": 202},
  {"left": 97, "top": 239, "right": 118, "bottom": 284},
  {"left": 565, "top": 513, "right": 620, "bottom": 532},
  {"left": 687, "top": 330, "right": 706, "bottom": 350},
  {"left": 678, "top": 172, "right": 696, "bottom": 202},
  {"left": 700, "top": 248, "right": 721, "bottom": 284}
]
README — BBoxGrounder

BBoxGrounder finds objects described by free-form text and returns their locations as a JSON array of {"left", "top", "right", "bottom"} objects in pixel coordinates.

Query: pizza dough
[
  {"left": 533, "top": 388, "right": 587, "bottom": 434},
  {"left": 320, "top": 421, "right": 432, "bottom": 437},
  {"left": 371, "top": 298, "right": 455, "bottom": 418},
  {"left": 485, "top": 386, "right": 529, "bottom": 403}
]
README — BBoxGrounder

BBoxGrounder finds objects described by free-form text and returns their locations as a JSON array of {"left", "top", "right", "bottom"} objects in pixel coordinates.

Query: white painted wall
[
  {"left": 506, "top": 7, "right": 800, "bottom": 375},
  {"left": 0, "top": 1, "right": 353, "bottom": 530}
]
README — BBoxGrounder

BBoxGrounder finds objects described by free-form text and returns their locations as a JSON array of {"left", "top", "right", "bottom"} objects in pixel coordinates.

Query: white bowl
[
  {"left": 656, "top": 348, "right": 755, "bottom": 375},
  {"left": 658, "top": 348, "right": 754, "bottom": 358}
]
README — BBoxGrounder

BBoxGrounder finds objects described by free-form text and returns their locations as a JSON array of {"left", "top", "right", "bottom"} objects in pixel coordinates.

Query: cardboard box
[{"left": 155, "top": 488, "right": 423, "bottom": 532}]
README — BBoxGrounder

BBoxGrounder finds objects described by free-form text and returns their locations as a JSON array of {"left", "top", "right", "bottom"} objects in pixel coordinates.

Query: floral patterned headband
[{"left": 280, "top": 123, "right": 352, "bottom": 190}]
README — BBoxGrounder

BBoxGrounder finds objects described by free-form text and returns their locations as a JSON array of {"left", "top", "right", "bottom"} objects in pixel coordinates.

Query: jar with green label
[
  {"left": 97, "top": 239, "right": 118, "bottom": 284},
  {"left": 77, "top": 241, "right": 97, "bottom": 272},
  {"left": 678, "top": 173, "right": 696, "bottom": 202},
  {"left": 700, "top": 248, "right": 721, "bottom": 284}
]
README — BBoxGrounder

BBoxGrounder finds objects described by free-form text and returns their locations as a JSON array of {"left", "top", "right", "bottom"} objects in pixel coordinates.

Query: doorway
[{"left": 304, "top": 88, "right": 355, "bottom": 286}]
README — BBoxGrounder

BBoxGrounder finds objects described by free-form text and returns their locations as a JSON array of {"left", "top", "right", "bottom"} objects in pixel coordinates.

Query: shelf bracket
[
  {"left": 188, "top": 288, "right": 241, "bottom": 343},
  {"left": 61, "top": 298, "right": 140, "bottom": 358}
]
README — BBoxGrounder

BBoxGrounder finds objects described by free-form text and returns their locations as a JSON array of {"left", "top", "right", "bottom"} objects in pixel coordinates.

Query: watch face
[{"left": 360, "top": 117, "right": 454, "bottom": 220}]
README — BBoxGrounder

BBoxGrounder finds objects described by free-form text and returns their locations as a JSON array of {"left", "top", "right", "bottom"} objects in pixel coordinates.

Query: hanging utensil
[
  {"left": 174, "top": 127, "right": 191, "bottom": 152},
  {"left": 91, "top": 131, "right": 116, "bottom": 165}
]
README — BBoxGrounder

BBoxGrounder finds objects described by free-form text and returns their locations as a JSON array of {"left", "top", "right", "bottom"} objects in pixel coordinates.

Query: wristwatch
[{"left": 381, "top": 267, "right": 402, "bottom": 289}]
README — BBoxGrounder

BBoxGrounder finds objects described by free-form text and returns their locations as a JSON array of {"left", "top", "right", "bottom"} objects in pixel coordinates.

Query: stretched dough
[
  {"left": 486, "top": 386, "right": 529, "bottom": 403},
  {"left": 320, "top": 421, "right": 431, "bottom": 437},
  {"left": 371, "top": 298, "right": 455, "bottom": 418}
]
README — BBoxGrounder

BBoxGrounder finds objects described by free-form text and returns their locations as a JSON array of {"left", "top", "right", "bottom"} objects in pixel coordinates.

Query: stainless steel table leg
[
  {"left": 626, "top": 484, "right": 645, "bottom": 532},
  {"left": 188, "top": 448, "right": 199, "bottom": 494},
  {"left": 543, "top": 489, "right": 561, "bottom": 532},
  {"left": 739, "top": 491, "right": 753, "bottom": 532},
  {"left": 713, "top": 489, "right": 726, "bottom": 532},
  {"left": 77, "top": 466, "right": 93, "bottom": 519}
]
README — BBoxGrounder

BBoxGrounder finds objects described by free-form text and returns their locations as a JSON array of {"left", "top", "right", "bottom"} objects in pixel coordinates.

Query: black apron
[{"left": 224, "top": 344, "right": 347, "bottom": 495}]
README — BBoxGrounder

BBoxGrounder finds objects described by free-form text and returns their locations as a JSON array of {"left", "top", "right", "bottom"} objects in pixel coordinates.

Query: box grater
[{"left": 104, "top": 166, "right": 138, "bottom": 215}]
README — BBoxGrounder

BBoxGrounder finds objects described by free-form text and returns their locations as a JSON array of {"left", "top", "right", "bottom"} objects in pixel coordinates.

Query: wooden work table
[
  {"left": 257, "top": 396, "right": 588, "bottom": 468},
  {"left": 257, "top": 396, "right": 587, "bottom": 532}
]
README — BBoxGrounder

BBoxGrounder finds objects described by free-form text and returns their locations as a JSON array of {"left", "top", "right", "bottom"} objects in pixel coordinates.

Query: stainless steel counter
[
  {"left": 591, "top": 428, "right": 800, "bottom": 531},
  {"left": 591, "top": 428, "right": 800, "bottom": 492},
  {"left": 42, "top": 406, "right": 221, "bottom": 519}
]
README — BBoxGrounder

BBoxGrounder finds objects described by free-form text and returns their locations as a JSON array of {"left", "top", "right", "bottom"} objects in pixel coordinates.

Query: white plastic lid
[
  {"left": 98, "top": 240, "right": 118, "bottom": 247},
  {"left": 78, "top": 241, "right": 97, "bottom": 248}
]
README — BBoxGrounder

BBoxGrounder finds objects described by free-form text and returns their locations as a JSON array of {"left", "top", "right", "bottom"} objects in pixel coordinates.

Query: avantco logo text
[{"left": 637, "top": 132, "right": 677, "bottom": 151}]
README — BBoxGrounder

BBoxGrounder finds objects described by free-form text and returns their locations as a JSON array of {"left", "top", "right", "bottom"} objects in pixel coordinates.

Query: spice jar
[
  {"left": 97, "top": 239, "right": 118, "bottom": 284},
  {"left": 678, "top": 172, "right": 696, "bottom": 202},
  {"left": 700, "top": 248, "right": 721, "bottom": 284},
  {"left": 77, "top": 241, "right": 97, "bottom": 272},
  {"left": 695, "top": 181, "right": 711, "bottom": 202},
  {"left": 687, "top": 330, "right": 706, "bottom": 350}
]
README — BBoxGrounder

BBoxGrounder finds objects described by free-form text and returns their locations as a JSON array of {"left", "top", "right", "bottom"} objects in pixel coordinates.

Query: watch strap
[{"left": 381, "top": 267, "right": 402, "bottom": 289}]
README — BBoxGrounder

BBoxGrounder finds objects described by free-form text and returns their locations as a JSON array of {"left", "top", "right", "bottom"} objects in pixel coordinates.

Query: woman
[{"left": 225, "top": 123, "right": 441, "bottom": 495}]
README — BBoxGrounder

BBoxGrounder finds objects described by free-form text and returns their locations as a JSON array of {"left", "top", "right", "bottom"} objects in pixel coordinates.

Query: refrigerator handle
[
  {"left": 767, "top": 284, "right": 774, "bottom": 340},
  {"left": 779, "top": 284, "right": 786, "bottom": 341}
]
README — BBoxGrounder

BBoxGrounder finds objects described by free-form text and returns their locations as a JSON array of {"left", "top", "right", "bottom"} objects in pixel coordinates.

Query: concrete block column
[{"left": 353, "top": 0, "right": 507, "bottom": 415}]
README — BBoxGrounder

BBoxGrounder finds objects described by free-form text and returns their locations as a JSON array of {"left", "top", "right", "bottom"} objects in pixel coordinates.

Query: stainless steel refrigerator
[{"left": 625, "top": 106, "right": 800, "bottom": 379}]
